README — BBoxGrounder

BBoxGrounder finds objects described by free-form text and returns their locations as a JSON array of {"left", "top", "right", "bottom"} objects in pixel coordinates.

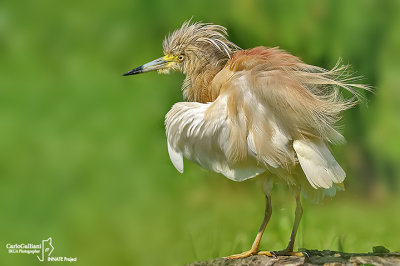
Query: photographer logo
[{"left": 6, "top": 237, "right": 77, "bottom": 262}]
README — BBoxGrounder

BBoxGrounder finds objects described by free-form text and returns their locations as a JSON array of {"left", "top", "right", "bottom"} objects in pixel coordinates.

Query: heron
[{"left": 123, "top": 21, "right": 368, "bottom": 259}]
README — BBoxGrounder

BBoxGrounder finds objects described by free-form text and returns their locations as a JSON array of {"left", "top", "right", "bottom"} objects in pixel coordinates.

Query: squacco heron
[{"left": 124, "top": 21, "right": 368, "bottom": 259}]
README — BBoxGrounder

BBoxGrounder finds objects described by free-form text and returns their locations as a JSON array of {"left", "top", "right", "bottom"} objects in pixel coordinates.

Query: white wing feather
[
  {"left": 167, "top": 141, "right": 183, "bottom": 173},
  {"left": 293, "top": 139, "right": 346, "bottom": 189},
  {"left": 165, "top": 98, "right": 266, "bottom": 182}
]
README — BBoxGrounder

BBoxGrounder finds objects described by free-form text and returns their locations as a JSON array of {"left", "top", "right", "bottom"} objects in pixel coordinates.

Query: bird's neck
[{"left": 182, "top": 63, "right": 225, "bottom": 103}]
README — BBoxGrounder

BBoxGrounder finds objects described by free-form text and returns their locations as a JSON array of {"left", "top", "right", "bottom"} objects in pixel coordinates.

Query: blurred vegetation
[{"left": 0, "top": 0, "right": 399, "bottom": 265}]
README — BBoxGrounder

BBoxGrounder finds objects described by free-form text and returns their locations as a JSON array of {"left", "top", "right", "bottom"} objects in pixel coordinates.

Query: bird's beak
[{"left": 123, "top": 55, "right": 173, "bottom": 76}]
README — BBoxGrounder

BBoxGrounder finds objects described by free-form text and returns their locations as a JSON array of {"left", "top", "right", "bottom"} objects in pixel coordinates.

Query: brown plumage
[{"left": 124, "top": 20, "right": 369, "bottom": 259}]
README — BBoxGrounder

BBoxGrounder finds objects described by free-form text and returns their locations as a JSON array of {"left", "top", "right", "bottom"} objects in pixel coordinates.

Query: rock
[{"left": 186, "top": 249, "right": 400, "bottom": 266}]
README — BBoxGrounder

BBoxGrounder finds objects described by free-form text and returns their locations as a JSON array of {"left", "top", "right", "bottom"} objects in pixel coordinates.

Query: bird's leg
[
  {"left": 225, "top": 195, "right": 272, "bottom": 259},
  {"left": 285, "top": 192, "right": 303, "bottom": 253},
  {"left": 258, "top": 190, "right": 304, "bottom": 257}
]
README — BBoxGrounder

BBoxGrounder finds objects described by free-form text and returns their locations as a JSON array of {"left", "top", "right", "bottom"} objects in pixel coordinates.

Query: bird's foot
[
  {"left": 224, "top": 249, "right": 258, "bottom": 259},
  {"left": 258, "top": 249, "right": 306, "bottom": 258}
]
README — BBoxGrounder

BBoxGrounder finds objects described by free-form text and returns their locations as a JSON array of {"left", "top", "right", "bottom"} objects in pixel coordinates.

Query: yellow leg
[
  {"left": 225, "top": 195, "right": 272, "bottom": 259},
  {"left": 258, "top": 190, "right": 304, "bottom": 257}
]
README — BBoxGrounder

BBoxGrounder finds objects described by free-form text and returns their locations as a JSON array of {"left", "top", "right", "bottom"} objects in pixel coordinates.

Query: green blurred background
[{"left": 1, "top": 0, "right": 399, "bottom": 265}]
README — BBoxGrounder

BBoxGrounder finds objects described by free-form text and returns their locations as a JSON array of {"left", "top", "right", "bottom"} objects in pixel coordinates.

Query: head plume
[{"left": 163, "top": 20, "right": 241, "bottom": 61}]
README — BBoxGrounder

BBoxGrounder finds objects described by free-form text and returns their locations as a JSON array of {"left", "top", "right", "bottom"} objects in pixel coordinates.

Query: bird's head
[{"left": 123, "top": 21, "right": 241, "bottom": 77}]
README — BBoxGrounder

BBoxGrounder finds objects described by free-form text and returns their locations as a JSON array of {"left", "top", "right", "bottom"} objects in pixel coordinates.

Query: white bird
[{"left": 124, "top": 21, "right": 368, "bottom": 259}]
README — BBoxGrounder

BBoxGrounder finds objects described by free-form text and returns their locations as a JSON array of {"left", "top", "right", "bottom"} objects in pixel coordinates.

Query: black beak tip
[{"left": 122, "top": 66, "right": 143, "bottom": 76}]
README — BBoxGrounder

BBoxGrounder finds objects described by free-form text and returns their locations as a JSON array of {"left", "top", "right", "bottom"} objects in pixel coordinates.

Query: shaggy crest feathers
[{"left": 163, "top": 20, "right": 241, "bottom": 58}]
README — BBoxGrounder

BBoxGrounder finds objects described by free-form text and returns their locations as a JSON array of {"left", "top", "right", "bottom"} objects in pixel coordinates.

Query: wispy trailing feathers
[{"left": 225, "top": 47, "right": 371, "bottom": 145}]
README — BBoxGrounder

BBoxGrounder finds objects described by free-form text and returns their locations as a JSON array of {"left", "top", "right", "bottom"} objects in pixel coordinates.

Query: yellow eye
[{"left": 178, "top": 55, "right": 185, "bottom": 62}]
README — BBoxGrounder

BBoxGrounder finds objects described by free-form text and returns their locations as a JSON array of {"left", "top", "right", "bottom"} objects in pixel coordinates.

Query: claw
[{"left": 258, "top": 250, "right": 305, "bottom": 257}]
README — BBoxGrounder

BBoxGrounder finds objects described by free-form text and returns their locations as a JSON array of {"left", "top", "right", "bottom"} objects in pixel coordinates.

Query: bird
[{"left": 123, "top": 20, "right": 368, "bottom": 259}]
